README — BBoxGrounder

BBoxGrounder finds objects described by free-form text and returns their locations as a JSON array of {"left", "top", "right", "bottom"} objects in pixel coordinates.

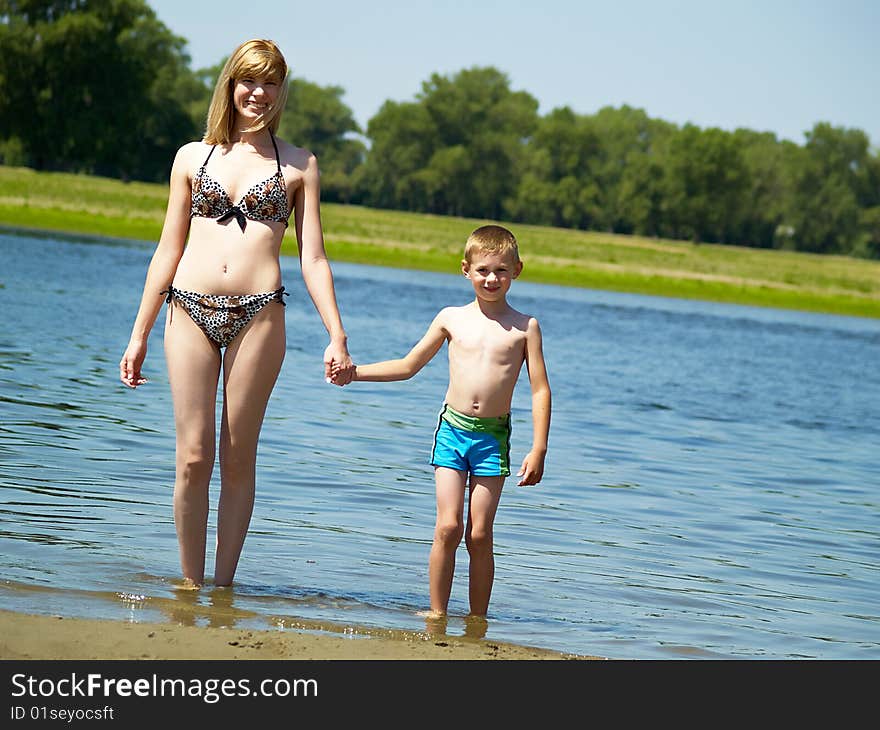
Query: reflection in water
[
  {"left": 421, "top": 612, "right": 499, "bottom": 642},
  {"left": 463, "top": 615, "right": 489, "bottom": 641},
  {"left": 423, "top": 612, "right": 448, "bottom": 639},
  {"left": 158, "top": 584, "right": 251, "bottom": 629},
  {"left": 207, "top": 587, "right": 238, "bottom": 629},
  {"left": 166, "top": 586, "right": 200, "bottom": 628}
]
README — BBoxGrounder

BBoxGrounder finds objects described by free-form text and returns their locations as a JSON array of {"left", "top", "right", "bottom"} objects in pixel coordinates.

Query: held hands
[
  {"left": 516, "top": 449, "right": 546, "bottom": 486},
  {"left": 328, "top": 360, "right": 355, "bottom": 385},
  {"left": 119, "top": 342, "right": 149, "bottom": 389},
  {"left": 324, "top": 340, "right": 355, "bottom": 386}
]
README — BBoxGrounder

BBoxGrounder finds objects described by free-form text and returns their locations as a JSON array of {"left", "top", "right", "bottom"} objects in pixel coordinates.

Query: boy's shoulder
[
  {"left": 433, "top": 303, "right": 471, "bottom": 322},
  {"left": 506, "top": 302, "right": 538, "bottom": 323},
  {"left": 496, "top": 302, "right": 541, "bottom": 330},
  {"left": 440, "top": 301, "right": 539, "bottom": 332}
]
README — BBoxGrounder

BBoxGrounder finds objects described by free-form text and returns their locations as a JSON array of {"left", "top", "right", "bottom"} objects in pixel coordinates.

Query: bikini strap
[
  {"left": 202, "top": 143, "right": 217, "bottom": 167},
  {"left": 269, "top": 130, "right": 282, "bottom": 172}
]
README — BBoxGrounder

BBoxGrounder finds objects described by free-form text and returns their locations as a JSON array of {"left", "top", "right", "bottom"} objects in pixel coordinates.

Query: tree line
[{"left": 2, "top": 0, "right": 878, "bottom": 257}]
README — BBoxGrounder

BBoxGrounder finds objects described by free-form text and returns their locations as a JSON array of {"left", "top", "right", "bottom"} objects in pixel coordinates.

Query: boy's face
[{"left": 462, "top": 251, "right": 522, "bottom": 303}]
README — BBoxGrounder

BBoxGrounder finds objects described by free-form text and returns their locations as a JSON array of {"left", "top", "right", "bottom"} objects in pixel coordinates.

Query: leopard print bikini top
[{"left": 190, "top": 131, "right": 289, "bottom": 231}]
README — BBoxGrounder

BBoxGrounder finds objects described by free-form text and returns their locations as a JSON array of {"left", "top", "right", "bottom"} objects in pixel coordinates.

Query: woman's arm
[
  {"left": 119, "top": 145, "right": 193, "bottom": 388},
  {"left": 293, "top": 152, "right": 352, "bottom": 381}
]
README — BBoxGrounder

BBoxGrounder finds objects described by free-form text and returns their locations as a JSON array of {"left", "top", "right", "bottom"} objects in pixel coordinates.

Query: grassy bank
[{"left": 3, "top": 165, "right": 880, "bottom": 318}]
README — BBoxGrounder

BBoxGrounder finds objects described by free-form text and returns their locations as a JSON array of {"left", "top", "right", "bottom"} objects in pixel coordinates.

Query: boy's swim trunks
[{"left": 430, "top": 403, "right": 511, "bottom": 477}]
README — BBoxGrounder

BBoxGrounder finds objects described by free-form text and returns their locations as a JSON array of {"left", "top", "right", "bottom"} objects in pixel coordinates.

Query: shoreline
[
  {"left": 0, "top": 609, "right": 601, "bottom": 661},
  {"left": 3, "top": 182, "right": 880, "bottom": 320}
]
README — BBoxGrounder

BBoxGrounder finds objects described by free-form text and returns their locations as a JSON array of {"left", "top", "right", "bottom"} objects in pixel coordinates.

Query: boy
[{"left": 343, "top": 224, "right": 551, "bottom": 618}]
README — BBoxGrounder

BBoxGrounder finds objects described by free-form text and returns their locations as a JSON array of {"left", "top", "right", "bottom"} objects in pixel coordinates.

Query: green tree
[
  {"left": 360, "top": 67, "right": 538, "bottom": 218},
  {"left": 360, "top": 99, "right": 435, "bottom": 210},
  {"left": 731, "top": 129, "right": 797, "bottom": 248},
  {"left": 277, "top": 78, "right": 364, "bottom": 203},
  {"left": 505, "top": 106, "right": 603, "bottom": 229},
  {"left": 856, "top": 205, "right": 880, "bottom": 258},
  {"left": 183, "top": 58, "right": 224, "bottom": 140},
  {"left": 661, "top": 124, "right": 749, "bottom": 243},
  {"left": 784, "top": 123, "right": 870, "bottom": 254},
  {"left": 588, "top": 105, "right": 675, "bottom": 236},
  {"left": 0, "top": 0, "right": 200, "bottom": 180},
  {"left": 856, "top": 149, "right": 880, "bottom": 257}
]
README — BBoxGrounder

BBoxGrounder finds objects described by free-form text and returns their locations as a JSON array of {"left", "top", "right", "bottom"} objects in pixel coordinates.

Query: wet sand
[{"left": 0, "top": 609, "right": 601, "bottom": 660}]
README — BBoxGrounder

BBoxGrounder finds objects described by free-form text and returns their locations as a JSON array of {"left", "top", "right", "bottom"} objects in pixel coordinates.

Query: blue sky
[{"left": 148, "top": 0, "right": 880, "bottom": 147}]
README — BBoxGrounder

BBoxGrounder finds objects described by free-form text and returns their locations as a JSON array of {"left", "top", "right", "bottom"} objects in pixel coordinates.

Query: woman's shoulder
[
  {"left": 169, "top": 140, "right": 211, "bottom": 168},
  {"left": 273, "top": 135, "right": 318, "bottom": 170},
  {"left": 176, "top": 139, "right": 212, "bottom": 160},
  {"left": 167, "top": 141, "right": 213, "bottom": 179}
]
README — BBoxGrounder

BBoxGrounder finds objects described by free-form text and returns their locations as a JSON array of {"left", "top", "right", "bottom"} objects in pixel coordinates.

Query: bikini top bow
[{"left": 217, "top": 205, "right": 249, "bottom": 232}]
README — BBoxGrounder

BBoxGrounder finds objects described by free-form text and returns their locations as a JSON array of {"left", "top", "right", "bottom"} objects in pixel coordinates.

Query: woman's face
[{"left": 232, "top": 75, "right": 280, "bottom": 123}]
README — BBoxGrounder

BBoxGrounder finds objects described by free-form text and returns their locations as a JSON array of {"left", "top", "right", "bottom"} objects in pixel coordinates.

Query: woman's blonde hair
[{"left": 204, "top": 39, "right": 289, "bottom": 145}]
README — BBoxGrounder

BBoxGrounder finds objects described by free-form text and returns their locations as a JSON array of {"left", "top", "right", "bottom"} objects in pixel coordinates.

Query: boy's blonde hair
[
  {"left": 464, "top": 225, "right": 520, "bottom": 263},
  {"left": 204, "top": 39, "right": 289, "bottom": 145}
]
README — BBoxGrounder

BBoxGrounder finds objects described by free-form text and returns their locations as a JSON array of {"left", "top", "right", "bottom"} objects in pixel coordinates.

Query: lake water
[{"left": 1, "top": 230, "right": 878, "bottom": 659}]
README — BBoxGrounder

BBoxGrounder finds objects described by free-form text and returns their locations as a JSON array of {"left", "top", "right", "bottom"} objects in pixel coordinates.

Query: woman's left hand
[{"left": 324, "top": 341, "right": 354, "bottom": 385}]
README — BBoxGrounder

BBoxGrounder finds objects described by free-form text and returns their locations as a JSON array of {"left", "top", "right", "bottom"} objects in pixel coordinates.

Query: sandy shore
[{"left": 0, "top": 609, "right": 600, "bottom": 660}]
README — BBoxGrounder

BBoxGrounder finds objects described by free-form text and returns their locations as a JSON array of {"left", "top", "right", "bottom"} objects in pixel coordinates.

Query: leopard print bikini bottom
[{"left": 162, "top": 286, "right": 287, "bottom": 348}]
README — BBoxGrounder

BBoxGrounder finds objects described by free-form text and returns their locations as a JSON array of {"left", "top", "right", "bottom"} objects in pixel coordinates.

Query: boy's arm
[
  {"left": 353, "top": 311, "right": 449, "bottom": 382},
  {"left": 517, "top": 317, "right": 551, "bottom": 486}
]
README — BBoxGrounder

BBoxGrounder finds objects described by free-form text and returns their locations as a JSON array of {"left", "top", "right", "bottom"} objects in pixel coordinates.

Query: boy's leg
[
  {"left": 214, "top": 303, "right": 286, "bottom": 586},
  {"left": 465, "top": 475, "right": 505, "bottom": 617},
  {"left": 429, "top": 466, "right": 467, "bottom": 615},
  {"left": 164, "top": 305, "right": 222, "bottom": 586}
]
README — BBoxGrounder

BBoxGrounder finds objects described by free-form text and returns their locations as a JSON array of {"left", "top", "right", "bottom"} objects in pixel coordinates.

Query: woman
[{"left": 120, "top": 39, "right": 353, "bottom": 587}]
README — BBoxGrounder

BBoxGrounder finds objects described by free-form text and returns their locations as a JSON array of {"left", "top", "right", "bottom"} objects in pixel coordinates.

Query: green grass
[{"left": 3, "top": 164, "right": 880, "bottom": 318}]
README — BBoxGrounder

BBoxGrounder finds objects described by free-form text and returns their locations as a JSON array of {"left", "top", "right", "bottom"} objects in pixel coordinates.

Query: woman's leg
[
  {"left": 213, "top": 301, "right": 286, "bottom": 586},
  {"left": 465, "top": 475, "right": 505, "bottom": 617},
  {"left": 163, "top": 304, "right": 222, "bottom": 586},
  {"left": 429, "top": 466, "right": 467, "bottom": 616}
]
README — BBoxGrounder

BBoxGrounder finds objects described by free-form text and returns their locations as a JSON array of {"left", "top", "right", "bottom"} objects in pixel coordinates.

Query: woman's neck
[{"left": 229, "top": 126, "right": 272, "bottom": 149}]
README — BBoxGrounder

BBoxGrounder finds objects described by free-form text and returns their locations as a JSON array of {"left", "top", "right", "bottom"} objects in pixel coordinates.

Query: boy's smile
[{"left": 462, "top": 252, "right": 522, "bottom": 303}]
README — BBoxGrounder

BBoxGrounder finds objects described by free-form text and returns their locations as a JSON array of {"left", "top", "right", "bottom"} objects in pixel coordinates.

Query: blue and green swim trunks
[{"left": 430, "top": 404, "right": 512, "bottom": 477}]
